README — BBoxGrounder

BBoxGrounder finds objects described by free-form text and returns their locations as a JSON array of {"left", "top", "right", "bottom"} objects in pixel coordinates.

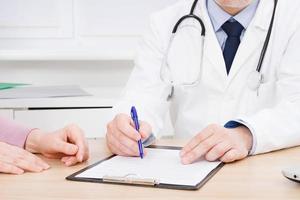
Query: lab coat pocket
[
  {"left": 245, "top": 82, "right": 276, "bottom": 114},
  {"left": 173, "top": 82, "right": 222, "bottom": 121}
]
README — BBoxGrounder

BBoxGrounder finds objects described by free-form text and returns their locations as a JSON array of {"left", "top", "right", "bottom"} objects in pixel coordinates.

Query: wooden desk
[{"left": 1, "top": 139, "right": 300, "bottom": 200}]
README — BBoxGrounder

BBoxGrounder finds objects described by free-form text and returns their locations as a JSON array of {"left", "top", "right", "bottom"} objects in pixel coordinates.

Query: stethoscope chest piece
[{"left": 247, "top": 71, "right": 263, "bottom": 91}]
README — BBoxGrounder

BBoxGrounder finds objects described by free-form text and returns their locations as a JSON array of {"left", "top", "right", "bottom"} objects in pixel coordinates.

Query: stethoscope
[{"left": 160, "top": 0, "right": 278, "bottom": 100}]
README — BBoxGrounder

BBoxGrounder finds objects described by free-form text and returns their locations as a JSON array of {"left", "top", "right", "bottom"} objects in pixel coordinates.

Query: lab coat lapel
[
  {"left": 226, "top": 0, "right": 275, "bottom": 85},
  {"left": 198, "top": 0, "right": 228, "bottom": 81}
]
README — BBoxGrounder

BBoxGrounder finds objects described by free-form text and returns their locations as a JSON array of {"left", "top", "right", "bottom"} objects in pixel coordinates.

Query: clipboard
[{"left": 66, "top": 145, "right": 224, "bottom": 190}]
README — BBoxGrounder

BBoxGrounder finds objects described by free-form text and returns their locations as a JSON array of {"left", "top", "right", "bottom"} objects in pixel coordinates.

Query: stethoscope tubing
[
  {"left": 256, "top": 0, "right": 278, "bottom": 72},
  {"left": 160, "top": 0, "right": 278, "bottom": 96}
]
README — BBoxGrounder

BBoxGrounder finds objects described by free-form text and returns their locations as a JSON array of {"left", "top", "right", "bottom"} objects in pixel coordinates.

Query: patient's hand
[
  {"left": 25, "top": 124, "right": 89, "bottom": 167},
  {"left": 0, "top": 141, "right": 50, "bottom": 175}
]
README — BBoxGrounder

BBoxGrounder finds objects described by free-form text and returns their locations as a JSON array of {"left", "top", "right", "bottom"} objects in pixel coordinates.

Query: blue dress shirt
[{"left": 207, "top": 0, "right": 260, "bottom": 50}]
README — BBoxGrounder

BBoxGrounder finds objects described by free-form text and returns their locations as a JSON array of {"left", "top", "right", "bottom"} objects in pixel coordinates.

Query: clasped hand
[{"left": 0, "top": 124, "right": 89, "bottom": 175}]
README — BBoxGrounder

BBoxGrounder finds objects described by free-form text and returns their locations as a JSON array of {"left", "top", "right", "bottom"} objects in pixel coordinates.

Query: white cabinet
[
  {"left": 0, "top": 109, "right": 13, "bottom": 119},
  {"left": 14, "top": 108, "right": 112, "bottom": 138},
  {"left": 0, "top": 87, "right": 120, "bottom": 138},
  {"left": 0, "top": 86, "right": 174, "bottom": 138}
]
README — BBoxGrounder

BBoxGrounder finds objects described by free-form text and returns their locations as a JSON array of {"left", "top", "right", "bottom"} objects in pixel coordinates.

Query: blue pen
[{"left": 130, "top": 106, "right": 144, "bottom": 159}]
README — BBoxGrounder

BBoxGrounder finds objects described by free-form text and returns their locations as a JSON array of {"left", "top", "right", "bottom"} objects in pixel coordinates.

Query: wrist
[
  {"left": 25, "top": 129, "right": 44, "bottom": 153},
  {"left": 234, "top": 126, "right": 253, "bottom": 152}
]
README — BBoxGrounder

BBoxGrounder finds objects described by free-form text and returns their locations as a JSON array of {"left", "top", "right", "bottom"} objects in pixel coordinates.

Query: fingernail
[
  {"left": 181, "top": 157, "right": 189, "bottom": 165},
  {"left": 79, "top": 155, "right": 83, "bottom": 162},
  {"left": 43, "top": 163, "right": 50, "bottom": 170},
  {"left": 36, "top": 166, "right": 44, "bottom": 172},
  {"left": 180, "top": 150, "right": 185, "bottom": 157},
  {"left": 61, "top": 157, "right": 68, "bottom": 162},
  {"left": 66, "top": 157, "right": 72, "bottom": 162},
  {"left": 16, "top": 169, "right": 24, "bottom": 175},
  {"left": 66, "top": 161, "right": 73, "bottom": 166},
  {"left": 140, "top": 131, "right": 146, "bottom": 138}
]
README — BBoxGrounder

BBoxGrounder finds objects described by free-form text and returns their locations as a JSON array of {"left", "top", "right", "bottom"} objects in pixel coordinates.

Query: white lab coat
[{"left": 113, "top": 0, "right": 300, "bottom": 154}]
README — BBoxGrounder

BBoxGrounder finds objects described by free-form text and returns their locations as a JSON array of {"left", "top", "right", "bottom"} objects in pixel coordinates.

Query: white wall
[{"left": 0, "top": 0, "right": 178, "bottom": 60}]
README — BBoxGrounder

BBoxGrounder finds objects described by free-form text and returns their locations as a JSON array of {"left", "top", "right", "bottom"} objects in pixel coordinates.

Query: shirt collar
[{"left": 207, "top": 0, "right": 260, "bottom": 32}]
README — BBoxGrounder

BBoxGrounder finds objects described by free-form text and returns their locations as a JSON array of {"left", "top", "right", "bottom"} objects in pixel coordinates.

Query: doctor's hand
[
  {"left": 25, "top": 124, "right": 89, "bottom": 167},
  {"left": 180, "top": 124, "right": 253, "bottom": 164},
  {"left": 106, "top": 114, "right": 152, "bottom": 157}
]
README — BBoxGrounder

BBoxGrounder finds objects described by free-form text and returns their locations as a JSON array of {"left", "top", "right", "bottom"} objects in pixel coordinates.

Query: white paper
[
  {"left": 76, "top": 148, "right": 221, "bottom": 186},
  {"left": 0, "top": 85, "right": 91, "bottom": 99}
]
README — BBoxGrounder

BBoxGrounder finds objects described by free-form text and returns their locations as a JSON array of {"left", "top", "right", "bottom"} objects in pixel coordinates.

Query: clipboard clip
[{"left": 103, "top": 174, "right": 160, "bottom": 186}]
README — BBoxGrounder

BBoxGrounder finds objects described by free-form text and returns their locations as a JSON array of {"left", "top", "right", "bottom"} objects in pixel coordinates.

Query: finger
[
  {"left": 108, "top": 131, "right": 139, "bottom": 156},
  {"left": 112, "top": 125, "right": 140, "bottom": 155},
  {"left": 61, "top": 156, "right": 72, "bottom": 164},
  {"left": 10, "top": 148, "right": 50, "bottom": 171},
  {"left": 61, "top": 156, "right": 77, "bottom": 164},
  {"left": 30, "top": 154, "right": 50, "bottom": 170},
  {"left": 65, "top": 125, "right": 88, "bottom": 162},
  {"left": 44, "top": 152, "right": 66, "bottom": 159},
  {"left": 180, "top": 125, "right": 217, "bottom": 157},
  {"left": 0, "top": 162, "right": 24, "bottom": 175},
  {"left": 139, "top": 122, "right": 152, "bottom": 139},
  {"left": 61, "top": 147, "right": 89, "bottom": 165},
  {"left": 181, "top": 133, "right": 221, "bottom": 165},
  {"left": 110, "top": 131, "right": 139, "bottom": 156},
  {"left": 116, "top": 116, "right": 141, "bottom": 141},
  {"left": 205, "top": 141, "right": 232, "bottom": 161},
  {"left": 62, "top": 156, "right": 79, "bottom": 166},
  {"left": 106, "top": 139, "right": 128, "bottom": 156},
  {"left": 61, "top": 156, "right": 71, "bottom": 162},
  {"left": 220, "top": 149, "right": 246, "bottom": 163},
  {"left": 82, "top": 139, "right": 90, "bottom": 162},
  {"left": 11, "top": 157, "right": 44, "bottom": 173},
  {"left": 106, "top": 132, "right": 128, "bottom": 156},
  {"left": 53, "top": 140, "right": 78, "bottom": 156},
  {"left": 3, "top": 144, "right": 50, "bottom": 170}
]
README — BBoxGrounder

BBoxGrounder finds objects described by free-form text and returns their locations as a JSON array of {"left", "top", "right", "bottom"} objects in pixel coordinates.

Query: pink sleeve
[{"left": 0, "top": 117, "right": 32, "bottom": 148}]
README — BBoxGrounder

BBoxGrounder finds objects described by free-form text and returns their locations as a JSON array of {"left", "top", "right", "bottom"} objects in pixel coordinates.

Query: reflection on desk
[{"left": 1, "top": 139, "right": 300, "bottom": 200}]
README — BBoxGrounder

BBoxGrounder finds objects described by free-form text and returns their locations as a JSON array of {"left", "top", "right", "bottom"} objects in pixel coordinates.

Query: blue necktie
[{"left": 222, "top": 20, "right": 244, "bottom": 74}]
